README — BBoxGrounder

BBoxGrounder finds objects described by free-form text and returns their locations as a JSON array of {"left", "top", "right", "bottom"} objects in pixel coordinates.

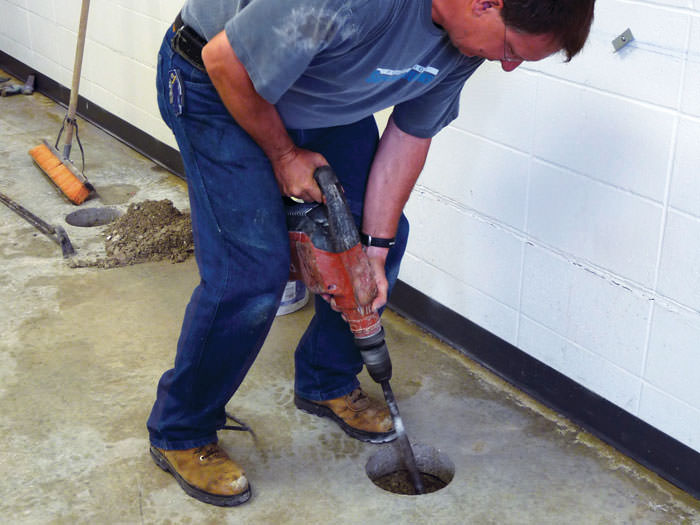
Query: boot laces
[{"left": 349, "top": 388, "right": 367, "bottom": 404}]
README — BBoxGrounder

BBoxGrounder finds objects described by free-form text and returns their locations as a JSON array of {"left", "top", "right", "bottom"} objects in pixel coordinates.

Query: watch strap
[{"left": 360, "top": 233, "right": 396, "bottom": 248}]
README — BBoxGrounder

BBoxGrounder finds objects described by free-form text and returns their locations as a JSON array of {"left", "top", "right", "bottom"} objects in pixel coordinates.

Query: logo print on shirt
[{"left": 366, "top": 65, "right": 439, "bottom": 84}]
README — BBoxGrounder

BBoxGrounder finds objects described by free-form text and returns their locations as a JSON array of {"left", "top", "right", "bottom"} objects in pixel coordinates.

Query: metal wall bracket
[{"left": 612, "top": 28, "right": 634, "bottom": 52}]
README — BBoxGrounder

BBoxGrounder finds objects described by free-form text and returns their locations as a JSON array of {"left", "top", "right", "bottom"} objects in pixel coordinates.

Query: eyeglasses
[{"left": 503, "top": 26, "right": 522, "bottom": 63}]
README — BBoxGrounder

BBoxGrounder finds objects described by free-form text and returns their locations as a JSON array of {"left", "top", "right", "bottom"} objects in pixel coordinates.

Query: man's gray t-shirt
[{"left": 181, "top": 0, "right": 483, "bottom": 138}]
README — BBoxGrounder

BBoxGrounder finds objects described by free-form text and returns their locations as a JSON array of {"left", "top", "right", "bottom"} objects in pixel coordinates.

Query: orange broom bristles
[{"left": 29, "top": 143, "right": 90, "bottom": 205}]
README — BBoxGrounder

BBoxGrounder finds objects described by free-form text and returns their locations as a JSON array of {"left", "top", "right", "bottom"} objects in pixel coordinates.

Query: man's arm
[
  {"left": 362, "top": 115, "right": 432, "bottom": 310},
  {"left": 201, "top": 31, "right": 326, "bottom": 203}
]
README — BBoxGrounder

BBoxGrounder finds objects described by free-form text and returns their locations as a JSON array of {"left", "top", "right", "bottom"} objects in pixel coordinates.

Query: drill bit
[{"left": 381, "top": 380, "right": 425, "bottom": 495}]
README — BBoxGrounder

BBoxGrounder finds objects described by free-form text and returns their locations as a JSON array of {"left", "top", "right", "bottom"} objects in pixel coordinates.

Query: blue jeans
[{"left": 147, "top": 27, "right": 409, "bottom": 450}]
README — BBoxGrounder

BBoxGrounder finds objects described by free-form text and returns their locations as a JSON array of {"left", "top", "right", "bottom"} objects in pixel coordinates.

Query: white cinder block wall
[
  {"left": 404, "top": 0, "right": 700, "bottom": 453},
  {"left": 1, "top": 1, "right": 699, "bottom": 454}
]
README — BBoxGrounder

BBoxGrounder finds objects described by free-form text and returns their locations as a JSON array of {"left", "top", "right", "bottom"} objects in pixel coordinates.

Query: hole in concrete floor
[
  {"left": 65, "top": 207, "right": 122, "bottom": 227},
  {"left": 366, "top": 443, "right": 455, "bottom": 495},
  {"left": 96, "top": 184, "right": 139, "bottom": 205}
]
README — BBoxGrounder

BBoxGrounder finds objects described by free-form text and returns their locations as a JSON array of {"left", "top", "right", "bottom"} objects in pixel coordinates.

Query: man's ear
[{"left": 472, "top": 0, "right": 503, "bottom": 15}]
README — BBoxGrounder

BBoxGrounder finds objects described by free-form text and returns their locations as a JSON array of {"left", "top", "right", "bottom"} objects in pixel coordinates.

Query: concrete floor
[{"left": 1, "top": 72, "right": 700, "bottom": 525}]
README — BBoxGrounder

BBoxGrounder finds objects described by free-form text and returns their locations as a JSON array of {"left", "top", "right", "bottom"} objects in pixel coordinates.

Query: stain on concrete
[
  {"left": 96, "top": 183, "right": 139, "bottom": 205},
  {"left": 0, "top": 229, "right": 60, "bottom": 259}
]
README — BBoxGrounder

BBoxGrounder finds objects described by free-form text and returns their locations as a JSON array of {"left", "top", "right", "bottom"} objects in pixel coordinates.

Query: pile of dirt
[
  {"left": 72, "top": 200, "right": 194, "bottom": 268},
  {"left": 104, "top": 199, "right": 193, "bottom": 266}
]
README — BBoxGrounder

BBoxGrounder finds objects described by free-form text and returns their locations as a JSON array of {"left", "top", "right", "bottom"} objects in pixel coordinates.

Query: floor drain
[
  {"left": 366, "top": 443, "right": 455, "bottom": 495},
  {"left": 65, "top": 207, "right": 121, "bottom": 227}
]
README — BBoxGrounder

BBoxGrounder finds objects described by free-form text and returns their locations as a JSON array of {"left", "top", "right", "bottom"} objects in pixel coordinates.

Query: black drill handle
[{"left": 313, "top": 166, "right": 360, "bottom": 253}]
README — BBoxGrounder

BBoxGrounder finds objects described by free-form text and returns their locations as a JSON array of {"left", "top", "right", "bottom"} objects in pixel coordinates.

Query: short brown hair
[{"left": 501, "top": 0, "right": 596, "bottom": 61}]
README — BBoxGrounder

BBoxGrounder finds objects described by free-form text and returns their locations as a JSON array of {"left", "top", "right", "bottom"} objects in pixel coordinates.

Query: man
[{"left": 147, "top": 0, "right": 595, "bottom": 507}]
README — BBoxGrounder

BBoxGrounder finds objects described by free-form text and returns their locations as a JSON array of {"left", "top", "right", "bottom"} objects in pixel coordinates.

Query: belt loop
[{"left": 173, "top": 11, "right": 184, "bottom": 39}]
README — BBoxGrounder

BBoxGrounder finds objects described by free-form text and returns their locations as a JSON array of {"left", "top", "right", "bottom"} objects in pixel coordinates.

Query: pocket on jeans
[{"left": 183, "top": 79, "right": 227, "bottom": 117}]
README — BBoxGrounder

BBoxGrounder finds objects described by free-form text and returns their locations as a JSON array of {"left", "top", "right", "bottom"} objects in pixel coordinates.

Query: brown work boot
[
  {"left": 150, "top": 443, "right": 251, "bottom": 506},
  {"left": 295, "top": 387, "right": 396, "bottom": 443}
]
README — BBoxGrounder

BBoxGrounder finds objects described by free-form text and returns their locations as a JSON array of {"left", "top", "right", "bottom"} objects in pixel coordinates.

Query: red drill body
[{"left": 288, "top": 231, "right": 380, "bottom": 339}]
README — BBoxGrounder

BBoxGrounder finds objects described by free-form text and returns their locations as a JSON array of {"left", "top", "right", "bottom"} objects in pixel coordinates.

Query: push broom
[{"left": 29, "top": 0, "right": 94, "bottom": 205}]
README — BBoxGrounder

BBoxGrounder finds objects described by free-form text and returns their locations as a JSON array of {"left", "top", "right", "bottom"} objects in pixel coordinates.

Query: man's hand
[
  {"left": 320, "top": 246, "right": 389, "bottom": 316},
  {"left": 366, "top": 245, "right": 390, "bottom": 311},
  {"left": 272, "top": 146, "right": 328, "bottom": 203}
]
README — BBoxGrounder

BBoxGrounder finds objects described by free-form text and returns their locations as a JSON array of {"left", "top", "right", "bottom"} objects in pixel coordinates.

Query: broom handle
[{"left": 63, "top": 0, "right": 90, "bottom": 157}]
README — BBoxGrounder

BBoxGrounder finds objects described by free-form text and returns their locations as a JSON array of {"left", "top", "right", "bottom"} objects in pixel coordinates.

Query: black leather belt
[{"left": 172, "top": 12, "right": 207, "bottom": 72}]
